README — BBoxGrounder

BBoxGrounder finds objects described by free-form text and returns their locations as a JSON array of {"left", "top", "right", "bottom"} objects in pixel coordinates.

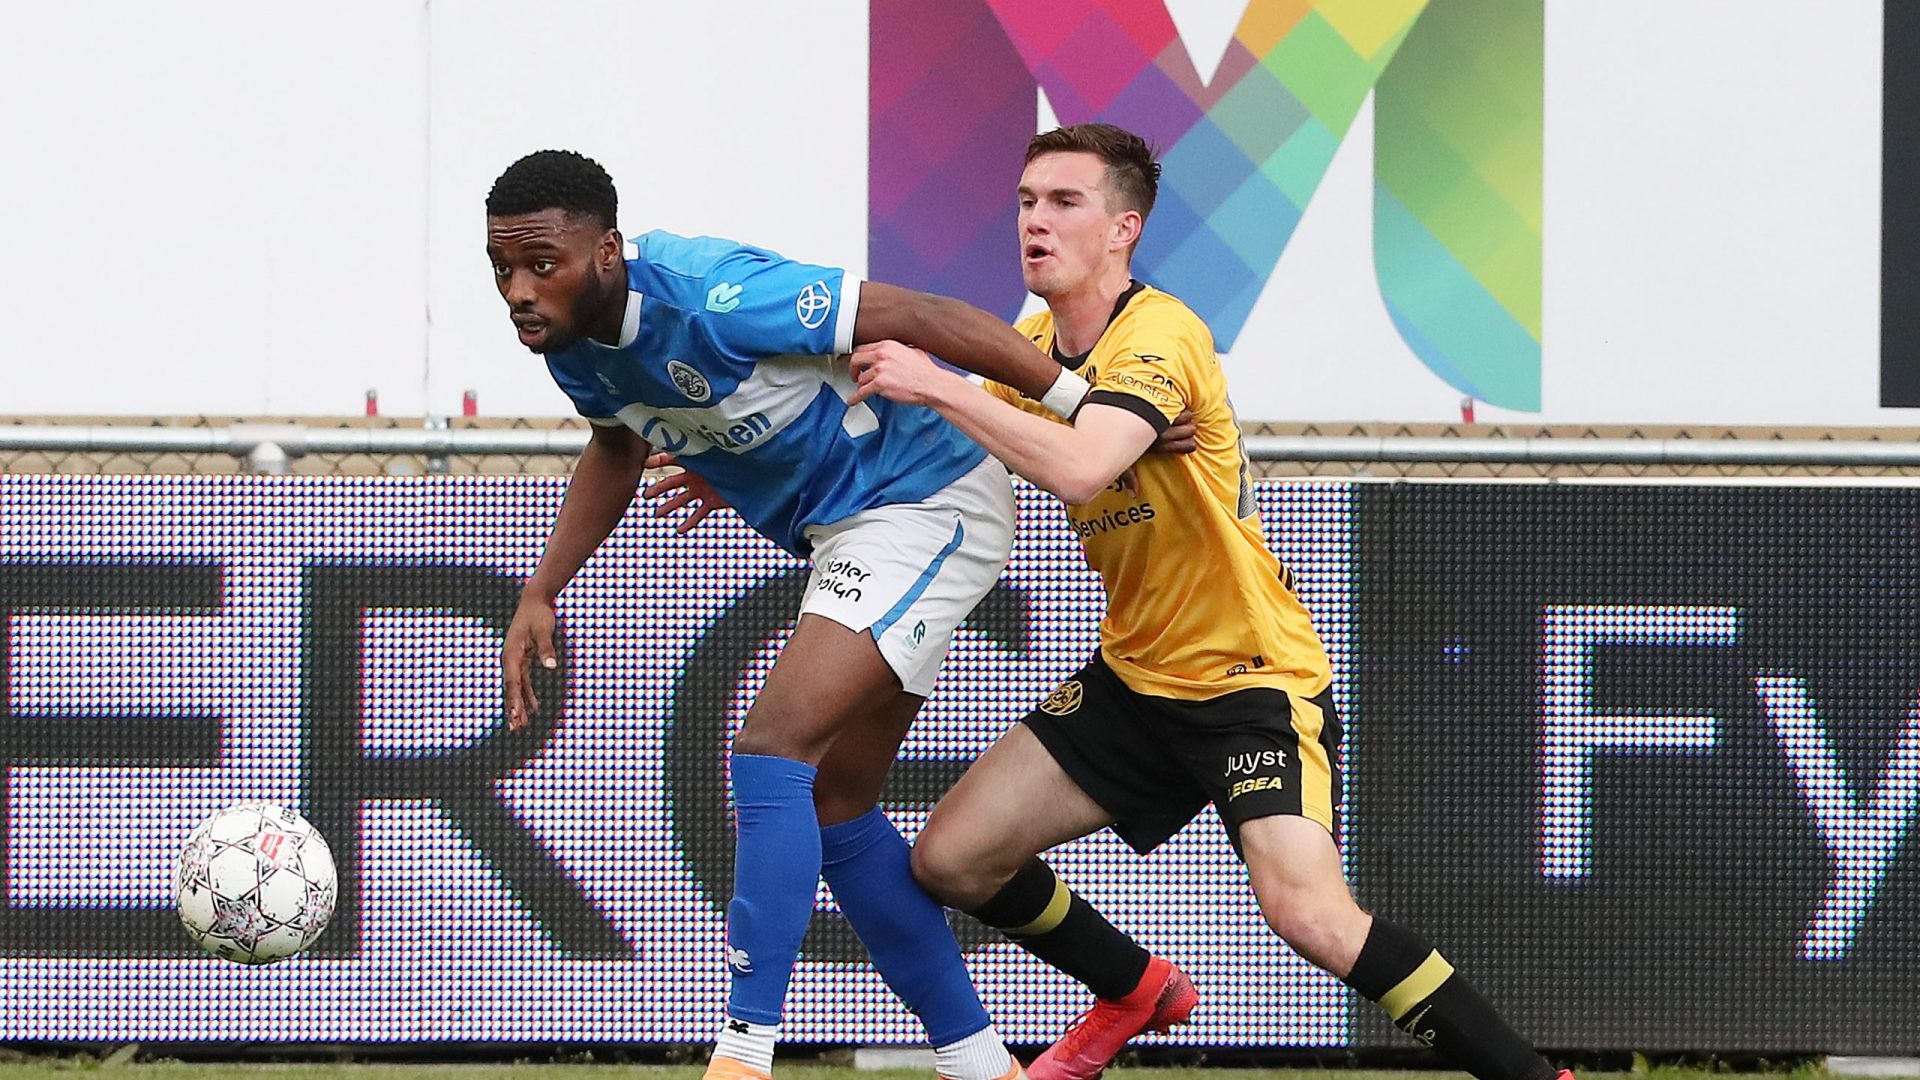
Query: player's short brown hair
[{"left": 1024, "top": 123, "right": 1161, "bottom": 220}]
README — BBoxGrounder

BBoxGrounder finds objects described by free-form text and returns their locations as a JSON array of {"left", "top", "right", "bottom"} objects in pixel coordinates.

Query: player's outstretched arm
[
  {"left": 851, "top": 341, "right": 1155, "bottom": 505},
  {"left": 524, "top": 422, "right": 653, "bottom": 601},
  {"left": 503, "top": 422, "right": 651, "bottom": 729},
  {"left": 852, "top": 282, "right": 1091, "bottom": 418}
]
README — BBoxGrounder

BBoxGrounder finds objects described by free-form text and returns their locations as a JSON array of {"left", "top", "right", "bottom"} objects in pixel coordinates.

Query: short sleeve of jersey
[
  {"left": 1085, "top": 319, "right": 1197, "bottom": 433},
  {"left": 544, "top": 356, "right": 623, "bottom": 426},
  {"left": 630, "top": 231, "right": 861, "bottom": 359}
]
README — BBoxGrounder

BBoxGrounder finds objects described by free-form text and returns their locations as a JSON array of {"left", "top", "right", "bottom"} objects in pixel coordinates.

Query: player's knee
[
  {"left": 731, "top": 726, "right": 801, "bottom": 762},
  {"left": 1265, "top": 906, "right": 1335, "bottom": 965},
  {"left": 1258, "top": 888, "right": 1366, "bottom": 971},
  {"left": 732, "top": 714, "right": 833, "bottom": 764},
  {"left": 908, "top": 830, "right": 991, "bottom": 909}
]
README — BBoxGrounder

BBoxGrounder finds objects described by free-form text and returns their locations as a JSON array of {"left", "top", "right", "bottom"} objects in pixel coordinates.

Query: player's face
[
  {"left": 1017, "top": 151, "right": 1132, "bottom": 299},
  {"left": 486, "top": 209, "right": 623, "bottom": 353}
]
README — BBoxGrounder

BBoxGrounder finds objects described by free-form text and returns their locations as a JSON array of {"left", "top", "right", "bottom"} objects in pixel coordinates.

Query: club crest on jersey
[
  {"left": 1039, "top": 680, "right": 1084, "bottom": 716},
  {"left": 666, "top": 360, "right": 711, "bottom": 403},
  {"left": 796, "top": 280, "right": 833, "bottom": 330}
]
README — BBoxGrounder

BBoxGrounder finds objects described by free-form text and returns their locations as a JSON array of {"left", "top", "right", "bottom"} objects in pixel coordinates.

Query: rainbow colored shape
[{"left": 869, "top": 0, "right": 1542, "bottom": 411}]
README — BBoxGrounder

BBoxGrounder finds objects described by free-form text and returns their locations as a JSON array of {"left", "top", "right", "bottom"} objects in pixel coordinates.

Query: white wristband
[{"left": 1039, "top": 368, "right": 1092, "bottom": 419}]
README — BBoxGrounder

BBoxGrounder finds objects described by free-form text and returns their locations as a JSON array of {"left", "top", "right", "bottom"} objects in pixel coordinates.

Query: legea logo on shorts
[
  {"left": 1226, "top": 775, "right": 1285, "bottom": 801},
  {"left": 869, "top": 0, "right": 1543, "bottom": 411},
  {"left": 1039, "top": 680, "right": 1084, "bottom": 716}
]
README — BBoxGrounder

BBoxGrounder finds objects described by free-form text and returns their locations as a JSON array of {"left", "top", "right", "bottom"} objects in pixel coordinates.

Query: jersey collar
[
  {"left": 616, "top": 291, "right": 643, "bottom": 348},
  {"left": 1050, "top": 279, "right": 1146, "bottom": 370}
]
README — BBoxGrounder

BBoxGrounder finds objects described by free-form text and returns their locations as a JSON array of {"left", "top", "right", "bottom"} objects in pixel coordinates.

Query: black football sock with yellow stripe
[
  {"left": 968, "top": 857, "right": 1150, "bottom": 1001},
  {"left": 1343, "top": 917, "right": 1555, "bottom": 1080}
]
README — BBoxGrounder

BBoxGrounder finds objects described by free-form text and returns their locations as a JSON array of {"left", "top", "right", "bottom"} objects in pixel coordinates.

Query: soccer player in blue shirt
[{"left": 484, "top": 150, "right": 1092, "bottom": 1080}]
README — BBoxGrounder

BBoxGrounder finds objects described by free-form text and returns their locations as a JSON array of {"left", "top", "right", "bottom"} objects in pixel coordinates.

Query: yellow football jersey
[{"left": 991, "top": 283, "right": 1332, "bottom": 701}]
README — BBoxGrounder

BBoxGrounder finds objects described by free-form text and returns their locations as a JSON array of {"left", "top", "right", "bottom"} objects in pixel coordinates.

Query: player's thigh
[
  {"left": 735, "top": 613, "right": 904, "bottom": 764},
  {"left": 1238, "top": 814, "right": 1352, "bottom": 904},
  {"left": 1019, "top": 656, "right": 1214, "bottom": 856},
  {"left": 738, "top": 458, "right": 1011, "bottom": 765},
  {"left": 1172, "top": 686, "right": 1364, "bottom": 969},
  {"left": 913, "top": 722, "right": 1114, "bottom": 904},
  {"left": 812, "top": 689, "right": 924, "bottom": 826},
  {"left": 922, "top": 722, "right": 1114, "bottom": 862}
]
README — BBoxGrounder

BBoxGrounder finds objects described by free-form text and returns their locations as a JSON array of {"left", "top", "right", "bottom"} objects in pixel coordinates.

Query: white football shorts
[{"left": 797, "top": 456, "right": 1016, "bottom": 696}]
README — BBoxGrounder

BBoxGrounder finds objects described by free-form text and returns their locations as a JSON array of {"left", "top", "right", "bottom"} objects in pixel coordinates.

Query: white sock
[
  {"left": 934, "top": 1026, "right": 1015, "bottom": 1080},
  {"left": 712, "top": 1015, "right": 778, "bottom": 1075}
]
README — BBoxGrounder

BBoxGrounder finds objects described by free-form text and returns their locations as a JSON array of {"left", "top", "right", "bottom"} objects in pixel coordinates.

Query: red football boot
[{"left": 1028, "top": 957, "right": 1197, "bottom": 1080}]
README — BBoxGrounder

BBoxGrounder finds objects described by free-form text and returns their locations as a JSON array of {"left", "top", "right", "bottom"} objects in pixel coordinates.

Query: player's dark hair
[
  {"left": 1025, "top": 123, "right": 1160, "bottom": 220},
  {"left": 486, "top": 149, "right": 619, "bottom": 231}
]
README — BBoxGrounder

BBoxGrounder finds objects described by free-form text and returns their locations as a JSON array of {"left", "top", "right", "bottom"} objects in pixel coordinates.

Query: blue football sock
[
  {"left": 821, "top": 807, "right": 992, "bottom": 1046},
  {"left": 726, "top": 753, "right": 823, "bottom": 1026}
]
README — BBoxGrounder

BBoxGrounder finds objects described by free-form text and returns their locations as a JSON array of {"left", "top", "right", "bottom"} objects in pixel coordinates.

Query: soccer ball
[{"left": 173, "top": 801, "right": 337, "bottom": 964}]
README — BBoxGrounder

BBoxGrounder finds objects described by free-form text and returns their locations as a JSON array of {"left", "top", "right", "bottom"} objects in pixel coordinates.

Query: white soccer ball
[{"left": 173, "top": 801, "right": 337, "bottom": 964}]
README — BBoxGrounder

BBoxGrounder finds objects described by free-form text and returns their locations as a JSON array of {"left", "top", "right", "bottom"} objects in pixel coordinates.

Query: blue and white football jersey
[{"left": 542, "top": 230, "right": 989, "bottom": 556}]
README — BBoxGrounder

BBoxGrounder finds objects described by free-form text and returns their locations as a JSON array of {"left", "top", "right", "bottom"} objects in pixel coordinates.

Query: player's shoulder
[
  {"left": 627, "top": 229, "right": 836, "bottom": 331},
  {"left": 628, "top": 229, "right": 784, "bottom": 279},
  {"left": 542, "top": 349, "right": 618, "bottom": 413},
  {"left": 1013, "top": 307, "right": 1054, "bottom": 347},
  {"left": 1111, "top": 286, "right": 1215, "bottom": 354},
  {"left": 541, "top": 337, "right": 595, "bottom": 372}
]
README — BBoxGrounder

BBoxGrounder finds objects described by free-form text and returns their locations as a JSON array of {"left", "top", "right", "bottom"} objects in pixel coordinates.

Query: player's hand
[
  {"left": 643, "top": 453, "right": 727, "bottom": 534},
  {"left": 848, "top": 340, "right": 952, "bottom": 406},
  {"left": 1151, "top": 409, "right": 1197, "bottom": 455},
  {"left": 502, "top": 593, "right": 558, "bottom": 731}
]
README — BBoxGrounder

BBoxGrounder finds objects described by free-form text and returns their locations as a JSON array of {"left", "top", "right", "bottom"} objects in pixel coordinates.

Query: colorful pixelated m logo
[{"left": 870, "top": 0, "right": 1542, "bottom": 410}]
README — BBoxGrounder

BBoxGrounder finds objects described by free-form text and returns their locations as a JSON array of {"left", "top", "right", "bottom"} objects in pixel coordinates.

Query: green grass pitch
[{"left": 0, "top": 1063, "right": 1839, "bottom": 1080}]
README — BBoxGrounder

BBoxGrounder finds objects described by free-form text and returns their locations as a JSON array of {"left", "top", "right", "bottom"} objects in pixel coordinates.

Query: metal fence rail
[
  {"left": 11, "top": 420, "right": 1920, "bottom": 463},
  {"left": 6, "top": 423, "right": 1920, "bottom": 470},
  {"left": 1242, "top": 435, "right": 1920, "bottom": 467},
  {"left": 0, "top": 423, "right": 590, "bottom": 472}
]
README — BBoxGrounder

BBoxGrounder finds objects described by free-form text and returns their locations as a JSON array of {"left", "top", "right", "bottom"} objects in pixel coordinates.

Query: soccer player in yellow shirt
[{"left": 850, "top": 124, "right": 1569, "bottom": 1080}]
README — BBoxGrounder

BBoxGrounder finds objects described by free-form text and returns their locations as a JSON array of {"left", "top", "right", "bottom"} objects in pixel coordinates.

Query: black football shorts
[{"left": 1021, "top": 652, "right": 1343, "bottom": 855}]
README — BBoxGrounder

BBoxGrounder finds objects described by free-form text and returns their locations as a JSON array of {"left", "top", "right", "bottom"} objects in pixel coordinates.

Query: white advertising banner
[{"left": 0, "top": 2, "right": 1892, "bottom": 426}]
